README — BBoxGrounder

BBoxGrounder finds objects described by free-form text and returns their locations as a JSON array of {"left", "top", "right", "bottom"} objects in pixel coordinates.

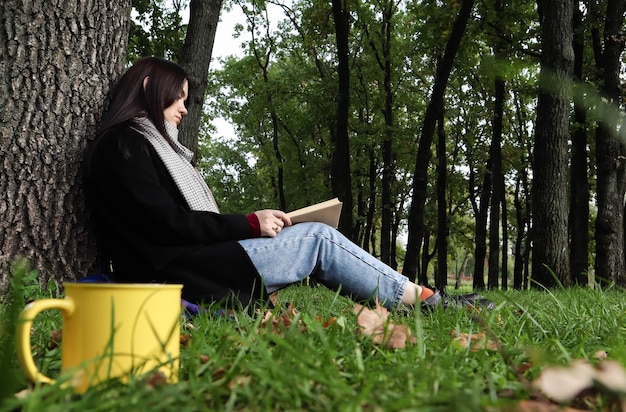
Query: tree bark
[
  {"left": 178, "top": 0, "right": 223, "bottom": 158},
  {"left": 472, "top": 161, "right": 490, "bottom": 290},
  {"left": 331, "top": 0, "right": 354, "bottom": 240},
  {"left": 0, "top": 0, "right": 131, "bottom": 289},
  {"left": 532, "top": 0, "right": 573, "bottom": 287},
  {"left": 379, "top": 0, "right": 395, "bottom": 266},
  {"left": 403, "top": 0, "right": 476, "bottom": 282},
  {"left": 435, "top": 104, "right": 448, "bottom": 290},
  {"left": 569, "top": 3, "right": 590, "bottom": 286},
  {"left": 488, "top": 76, "right": 505, "bottom": 290},
  {"left": 594, "top": 0, "right": 626, "bottom": 287}
]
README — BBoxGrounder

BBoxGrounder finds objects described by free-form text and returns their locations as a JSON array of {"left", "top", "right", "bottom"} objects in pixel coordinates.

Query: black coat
[{"left": 85, "top": 123, "right": 266, "bottom": 307}]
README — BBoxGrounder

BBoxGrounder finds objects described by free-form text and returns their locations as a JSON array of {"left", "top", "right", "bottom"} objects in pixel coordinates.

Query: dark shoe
[
  {"left": 445, "top": 291, "right": 496, "bottom": 310},
  {"left": 421, "top": 289, "right": 495, "bottom": 311},
  {"left": 421, "top": 289, "right": 443, "bottom": 309}
]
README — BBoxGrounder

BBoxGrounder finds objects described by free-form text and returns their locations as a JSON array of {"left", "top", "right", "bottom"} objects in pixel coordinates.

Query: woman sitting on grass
[{"left": 85, "top": 56, "right": 444, "bottom": 312}]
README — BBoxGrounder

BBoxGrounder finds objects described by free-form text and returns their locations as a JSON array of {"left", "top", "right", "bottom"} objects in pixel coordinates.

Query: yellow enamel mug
[{"left": 16, "top": 282, "right": 183, "bottom": 393}]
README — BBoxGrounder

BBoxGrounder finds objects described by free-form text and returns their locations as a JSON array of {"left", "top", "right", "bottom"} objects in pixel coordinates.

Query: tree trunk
[
  {"left": 532, "top": 0, "right": 573, "bottom": 287},
  {"left": 569, "top": 3, "right": 590, "bottom": 285},
  {"left": 403, "top": 0, "right": 476, "bottom": 282},
  {"left": 331, "top": 0, "right": 354, "bottom": 240},
  {"left": 470, "top": 162, "right": 490, "bottom": 290},
  {"left": 379, "top": 0, "right": 395, "bottom": 266},
  {"left": 594, "top": 0, "right": 626, "bottom": 287},
  {"left": 178, "top": 0, "right": 223, "bottom": 158},
  {"left": 0, "top": 0, "right": 131, "bottom": 289},
  {"left": 488, "top": 76, "right": 505, "bottom": 290},
  {"left": 513, "top": 88, "right": 531, "bottom": 290},
  {"left": 513, "top": 175, "right": 525, "bottom": 289},
  {"left": 435, "top": 103, "right": 448, "bottom": 290}
]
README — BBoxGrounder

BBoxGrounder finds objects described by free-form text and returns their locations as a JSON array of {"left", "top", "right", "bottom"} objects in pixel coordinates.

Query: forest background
[{"left": 1, "top": 0, "right": 625, "bottom": 294}]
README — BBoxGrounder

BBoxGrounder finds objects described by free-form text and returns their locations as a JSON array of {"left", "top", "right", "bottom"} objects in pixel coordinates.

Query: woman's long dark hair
[{"left": 95, "top": 56, "right": 188, "bottom": 145}]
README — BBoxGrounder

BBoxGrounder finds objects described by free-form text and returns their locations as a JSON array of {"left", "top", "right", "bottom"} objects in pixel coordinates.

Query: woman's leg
[{"left": 238, "top": 222, "right": 423, "bottom": 309}]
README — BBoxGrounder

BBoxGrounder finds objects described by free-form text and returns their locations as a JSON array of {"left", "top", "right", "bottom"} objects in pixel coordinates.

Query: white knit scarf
[{"left": 131, "top": 117, "right": 220, "bottom": 213}]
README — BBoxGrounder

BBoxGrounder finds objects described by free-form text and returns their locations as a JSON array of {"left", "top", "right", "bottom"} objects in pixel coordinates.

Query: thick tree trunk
[
  {"left": 178, "top": 0, "right": 223, "bottom": 158},
  {"left": 532, "top": 0, "right": 573, "bottom": 287},
  {"left": 594, "top": 0, "right": 626, "bottom": 286},
  {"left": 403, "top": 0, "right": 475, "bottom": 282},
  {"left": 0, "top": 0, "right": 131, "bottom": 290}
]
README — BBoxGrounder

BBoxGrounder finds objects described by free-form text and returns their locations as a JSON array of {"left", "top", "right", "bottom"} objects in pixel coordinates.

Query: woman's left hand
[{"left": 254, "top": 210, "right": 292, "bottom": 237}]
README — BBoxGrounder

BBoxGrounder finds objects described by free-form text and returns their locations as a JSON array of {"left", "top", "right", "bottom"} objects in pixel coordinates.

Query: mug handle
[{"left": 16, "top": 298, "right": 75, "bottom": 385}]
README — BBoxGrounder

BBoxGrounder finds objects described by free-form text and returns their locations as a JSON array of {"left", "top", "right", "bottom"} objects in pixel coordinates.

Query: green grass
[{"left": 2, "top": 265, "right": 626, "bottom": 411}]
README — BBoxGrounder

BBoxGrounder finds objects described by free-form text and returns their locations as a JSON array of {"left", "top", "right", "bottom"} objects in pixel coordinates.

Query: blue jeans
[{"left": 238, "top": 222, "right": 408, "bottom": 309}]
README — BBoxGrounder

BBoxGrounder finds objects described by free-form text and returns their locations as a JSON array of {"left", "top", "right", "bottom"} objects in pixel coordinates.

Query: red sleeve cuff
[{"left": 246, "top": 213, "right": 261, "bottom": 237}]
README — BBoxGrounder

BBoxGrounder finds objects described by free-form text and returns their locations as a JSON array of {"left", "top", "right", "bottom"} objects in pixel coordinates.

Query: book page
[{"left": 286, "top": 198, "right": 343, "bottom": 228}]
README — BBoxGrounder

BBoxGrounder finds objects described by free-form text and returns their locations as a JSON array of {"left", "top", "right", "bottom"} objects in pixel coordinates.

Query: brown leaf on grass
[
  {"left": 227, "top": 375, "right": 251, "bottom": 390},
  {"left": 593, "top": 360, "right": 626, "bottom": 393},
  {"left": 269, "top": 291, "right": 279, "bottom": 306},
  {"left": 211, "top": 366, "right": 228, "bottom": 380},
  {"left": 199, "top": 354, "right": 209, "bottom": 364},
  {"left": 593, "top": 350, "right": 608, "bottom": 361},
  {"left": 48, "top": 328, "right": 63, "bottom": 350},
  {"left": 14, "top": 388, "right": 32, "bottom": 400},
  {"left": 450, "top": 330, "right": 498, "bottom": 352},
  {"left": 353, "top": 303, "right": 416, "bottom": 349},
  {"left": 180, "top": 334, "right": 192, "bottom": 346},
  {"left": 144, "top": 371, "right": 168, "bottom": 388},
  {"left": 514, "top": 399, "right": 591, "bottom": 412},
  {"left": 532, "top": 359, "right": 626, "bottom": 404},
  {"left": 317, "top": 315, "right": 337, "bottom": 329},
  {"left": 533, "top": 360, "right": 595, "bottom": 403},
  {"left": 260, "top": 303, "right": 306, "bottom": 334}
]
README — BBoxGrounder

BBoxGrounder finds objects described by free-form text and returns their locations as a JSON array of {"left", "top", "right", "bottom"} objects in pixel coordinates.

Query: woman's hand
[{"left": 254, "top": 210, "right": 292, "bottom": 237}]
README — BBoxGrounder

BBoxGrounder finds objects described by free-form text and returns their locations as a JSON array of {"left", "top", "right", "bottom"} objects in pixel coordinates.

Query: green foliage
[
  {"left": 127, "top": 0, "right": 188, "bottom": 62},
  {"left": 0, "top": 259, "right": 39, "bottom": 404}
]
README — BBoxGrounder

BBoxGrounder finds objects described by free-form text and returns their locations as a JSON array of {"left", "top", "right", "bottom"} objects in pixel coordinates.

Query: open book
[{"left": 286, "top": 198, "right": 343, "bottom": 228}]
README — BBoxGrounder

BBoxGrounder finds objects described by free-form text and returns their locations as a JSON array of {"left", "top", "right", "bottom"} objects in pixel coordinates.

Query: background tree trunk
[
  {"left": 569, "top": 2, "right": 590, "bottom": 286},
  {"left": 435, "top": 104, "right": 448, "bottom": 290},
  {"left": 403, "top": 0, "right": 476, "bottom": 282},
  {"left": 594, "top": 0, "right": 626, "bottom": 287},
  {"left": 0, "top": 0, "right": 131, "bottom": 290},
  {"left": 488, "top": 77, "right": 505, "bottom": 290},
  {"left": 531, "top": 0, "right": 573, "bottom": 287},
  {"left": 178, "top": 0, "right": 223, "bottom": 158},
  {"left": 379, "top": 0, "right": 395, "bottom": 266},
  {"left": 331, "top": 0, "right": 354, "bottom": 240}
]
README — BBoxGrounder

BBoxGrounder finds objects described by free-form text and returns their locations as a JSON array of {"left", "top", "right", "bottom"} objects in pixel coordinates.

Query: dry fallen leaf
[
  {"left": 14, "top": 388, "right": 32, "bottom": 400},
  {"left": 515, "top": 399, "right": 591, "bottom": 412},
  {"left": 144, "top": 371, "right": 168, "bottom": 388},
  {"left": 450, "top": 330, "right": 498, "bottom": 352},
  {"left": 353, "top": 302, "right": 416, "bottom": 349},
  {"left": 227, "top": 375, "right": 251, "bottom": 390},
  {"left": 180, "top": 334, "right": 192, "bottom": 346},
  {"left": 533, "top": 360, "right": 596, "bottom": 403},
  {"left": 593, "top": 350, "right": 608, "bottom": 361},
  {"left": 48, "top": 328, "right": 63, "bottom": 350},
  {"left": 533, "top": 359, "right": 626, "bottom": 404},
  {"left": 260, "top": 303, "right": 306, "bottom": 334},
  {"left": 593, "top": 360, "right": 626, "bottom": 393}
]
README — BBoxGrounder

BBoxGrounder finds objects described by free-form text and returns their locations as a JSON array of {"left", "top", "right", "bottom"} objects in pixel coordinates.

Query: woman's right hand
[{"left": 254, "top": 210, "right": 292, "bottom": 237}]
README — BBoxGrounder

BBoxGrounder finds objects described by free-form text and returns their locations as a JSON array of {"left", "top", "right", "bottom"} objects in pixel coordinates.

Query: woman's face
[{"left": 163, "top": 80, "right": 188, "bottom": 126}]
